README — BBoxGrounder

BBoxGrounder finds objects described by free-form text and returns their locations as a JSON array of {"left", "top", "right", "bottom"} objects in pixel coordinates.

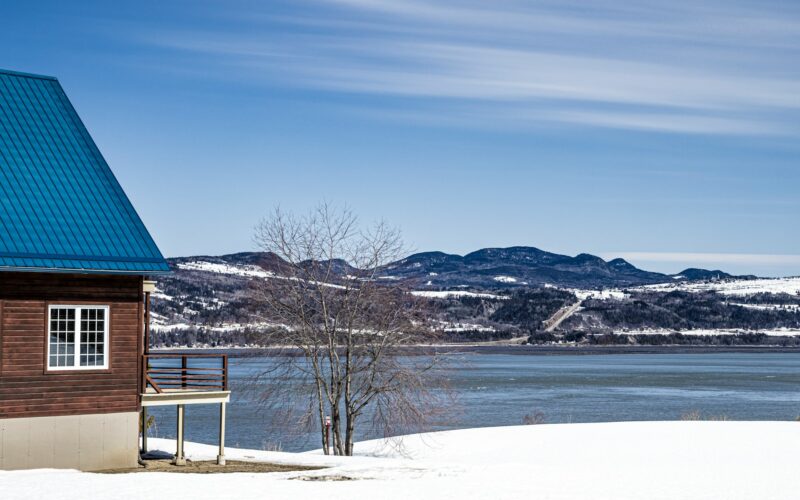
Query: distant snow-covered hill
[
  {"left": 382, "top": 247, "right": 675, "bottom": 288},
  {"left": 146, "top": 247, "right": 800, "bottom": 347},
  {"left": 166, "top": 246, "right": 747, "bottom": 291}
]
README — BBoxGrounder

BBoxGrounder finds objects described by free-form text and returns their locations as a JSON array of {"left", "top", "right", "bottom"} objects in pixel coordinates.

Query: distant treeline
[
  {"left": 150, "top": 326, "right": 275, "bottom": 348},
  {"left": 528, "top": 331, "right": 800, "bottom": 347}
]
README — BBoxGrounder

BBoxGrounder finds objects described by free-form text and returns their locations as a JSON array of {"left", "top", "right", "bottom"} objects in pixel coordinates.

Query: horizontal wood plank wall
[{"left": 0, "top": 273, "right": 143, "bottom": 419}]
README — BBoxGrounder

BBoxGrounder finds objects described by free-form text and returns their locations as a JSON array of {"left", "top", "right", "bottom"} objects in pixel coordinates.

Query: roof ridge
[{"left": 0, "top": 68, "right": 58, "bottom": 81}]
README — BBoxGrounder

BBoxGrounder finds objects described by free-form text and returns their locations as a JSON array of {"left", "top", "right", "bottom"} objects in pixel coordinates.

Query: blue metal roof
[{"left": 0, "top": 69, "right": 169, "bottom": 275}]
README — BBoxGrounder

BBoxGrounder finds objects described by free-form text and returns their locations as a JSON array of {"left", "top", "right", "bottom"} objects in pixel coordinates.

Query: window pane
[
  {"left": 79, "top": 307, "right": 106, "bottom": 367},
  {"left": 50, "top": 308, "right": 73, "bottom": 368}
]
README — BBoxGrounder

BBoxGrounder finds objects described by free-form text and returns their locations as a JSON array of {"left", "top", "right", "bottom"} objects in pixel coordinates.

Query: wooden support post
[
  {"left": 182, "top": 355, "right": 188, "bottom": 389},
  {"left": 217, "top": 402, "right": 227, "bottom": 465},
  {"left": 144, "top": 290, "right": 151, "bottom": 354},
  {"left": 222, "top": 355, "right": 229, "bottom": 391},
  {"left": 141, "top": 407, "right": 148, "bottom": 453},
  {"left": 174, "top": 404, "right": 186, "bottom": 466}
]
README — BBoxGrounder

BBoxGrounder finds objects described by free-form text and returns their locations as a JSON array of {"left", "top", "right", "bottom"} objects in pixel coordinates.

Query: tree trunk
[
  {"left": 332, "top": 408, "right": 344, "bottom": 455},
  {"left": 345, "top": 411, "right": 356, "bottom": 456},
  {"left": 316, "top": 379, "right": 329, "bottom": 455}
]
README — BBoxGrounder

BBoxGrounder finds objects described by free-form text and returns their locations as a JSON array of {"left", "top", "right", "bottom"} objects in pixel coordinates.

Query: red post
[{"left": 325, "top": 415, "right": 331, "bottom": 455}]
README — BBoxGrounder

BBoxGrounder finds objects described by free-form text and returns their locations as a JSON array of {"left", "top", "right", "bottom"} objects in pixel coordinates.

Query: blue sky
[{"left": 2, "top": 0, "right": 799, "bottom": 276}]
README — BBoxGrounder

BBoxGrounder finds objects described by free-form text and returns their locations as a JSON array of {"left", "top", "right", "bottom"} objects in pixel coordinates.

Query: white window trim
[{"left": 46, "top": 304, "right": 110, "bottom": 371}]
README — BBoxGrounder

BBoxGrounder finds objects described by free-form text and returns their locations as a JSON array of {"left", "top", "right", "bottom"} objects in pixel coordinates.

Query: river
[{"left": 146, "top": 350, "right": 800, "bottom": 452}]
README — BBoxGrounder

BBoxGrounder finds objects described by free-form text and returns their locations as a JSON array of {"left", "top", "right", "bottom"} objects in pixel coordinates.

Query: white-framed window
[{"left": 47, "top": 305, "right": 109, "bottom": 370}]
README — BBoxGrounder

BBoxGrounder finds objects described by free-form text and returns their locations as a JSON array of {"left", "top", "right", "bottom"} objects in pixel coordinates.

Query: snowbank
[{"left": 2, "top": 422, "right": 799, "bottom": 500}]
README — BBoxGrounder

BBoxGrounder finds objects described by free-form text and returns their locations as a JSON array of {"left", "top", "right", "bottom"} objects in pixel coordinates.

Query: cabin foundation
[{"left": 0, "top": 412, "right": 138, "bottom": 470}]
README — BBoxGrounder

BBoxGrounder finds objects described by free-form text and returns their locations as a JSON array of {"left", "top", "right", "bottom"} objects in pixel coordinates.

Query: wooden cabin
[{"left": 0, "top": 69, "right": 229, "bottom": 470}]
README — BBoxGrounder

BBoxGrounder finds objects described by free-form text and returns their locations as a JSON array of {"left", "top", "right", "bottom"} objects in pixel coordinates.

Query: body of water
[{"left": 147, "top": 351, "right": 800, "bottom": 452}]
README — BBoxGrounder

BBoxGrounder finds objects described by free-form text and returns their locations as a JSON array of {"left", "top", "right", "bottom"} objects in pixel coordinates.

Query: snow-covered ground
[
  {"left": 571, "top": 288, "right": 628, "bottom": 300},
  {"left": 493, "top": 275, "right": 523, "bottom": 284},
  {"left": 411, "top": 290, "right": 507, "bottom": 299},
  {"left": 150, "top": 320, "right": 286, "bottom": 334},
  {"left": 635, "top": 276, "right": 800, "bottom": 296},
  {"left": 176, "top": 261, "right": 347, "bottom": 289},
  {"left": 435, "top": 320, "right": 496, "bottom": 333},
  {"left": 617, "top": 327, "right": 800, "bottom": 337},
  {"left": 177, "top": 261, "right": 274, "bottom": 279},
  {"left": 564, "top": 277, "right": 800, "bottom": 302},
  {"left": 732, "top": 303, "right": 800, "bottom": 312},
  {"left": 3, "top": 422, "right": 799, "bottom": 500}
]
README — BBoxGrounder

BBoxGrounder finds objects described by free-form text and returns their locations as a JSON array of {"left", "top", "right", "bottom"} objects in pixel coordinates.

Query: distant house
[{"left": 0, "top": 69, "right": 229, "bottom": 470}]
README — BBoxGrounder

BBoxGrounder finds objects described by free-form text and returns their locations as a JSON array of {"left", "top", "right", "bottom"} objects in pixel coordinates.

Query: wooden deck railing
[{"left": 142, "top": 353, "right": 229, "bottom": 394}]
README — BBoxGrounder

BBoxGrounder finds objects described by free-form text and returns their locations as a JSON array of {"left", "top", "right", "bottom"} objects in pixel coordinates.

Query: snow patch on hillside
[
  {"left": 617, "top": 327, "right": 800, "bottom": 337},
  {"left": 151, "top": 287, "right": 174, "bottom": 301},
  {"left": 635, "top": 277, "right": 800, "bottom": 296},
  {"left": 411, "top": 290, "right": 507, "bottom": 299},
  {"left": 732, "top": 303, "right": 800, "bottom": 312},
  {"left": 177, "top": 260, "right": 347, "bottom": 289},
  {"left": 561, "top": 277, "right": 800, "bottom": 302},
  {"left": 435, "top": 320, "right": 496, "bottom": 332},
  {"left": 177, "top": 261, "right": 273, "bottom": 278},
  {"left": 572, "top": 289, "right": 628, "bottom": 300},
  {"left": 150, "top": 321, "right": 286, "bottom": 334},
  {"left": 493, "top": 275, "right": 517, "bottom": 283}
]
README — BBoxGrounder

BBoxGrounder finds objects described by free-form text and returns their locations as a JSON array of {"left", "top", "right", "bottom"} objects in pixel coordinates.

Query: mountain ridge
[{"left": 168, "top": 246, "right": 750, "bottom": 289}]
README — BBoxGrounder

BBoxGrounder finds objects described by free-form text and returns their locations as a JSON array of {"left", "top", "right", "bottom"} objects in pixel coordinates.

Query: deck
[
  {"left": 140, "top": 353, "right": 230, "bottom": 406},
  {"left": 139, "top": 352, "right": 231, "bottom": 464}
]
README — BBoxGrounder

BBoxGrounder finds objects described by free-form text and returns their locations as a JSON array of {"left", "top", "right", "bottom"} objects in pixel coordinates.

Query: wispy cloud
[
  {"left": 139, "top": 0, "right": 800, "bottom": 135},
  {"left": 322, "top": 0, "right": 800, "bottom": 47}
]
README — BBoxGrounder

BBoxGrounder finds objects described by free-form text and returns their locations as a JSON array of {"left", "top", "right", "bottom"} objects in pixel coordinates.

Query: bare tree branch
[{"left": 249, "top": 203, "right": 447, "bottom": 455}]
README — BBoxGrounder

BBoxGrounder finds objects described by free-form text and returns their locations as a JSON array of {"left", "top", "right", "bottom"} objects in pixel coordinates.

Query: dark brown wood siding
[{"left": 0, "top": 272, "right": 143, "bottom": 418}]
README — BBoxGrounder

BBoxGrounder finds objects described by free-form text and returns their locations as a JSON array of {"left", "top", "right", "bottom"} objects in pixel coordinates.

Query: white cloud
[
  {"left": 142, "top": 0, "right": 800, "bottom": 135},
  {"left": 321, "top": 0, "right": 800, "bottom": 46},
  {"left": 605, "top": 252, "right": 800, "bottom": 266}
]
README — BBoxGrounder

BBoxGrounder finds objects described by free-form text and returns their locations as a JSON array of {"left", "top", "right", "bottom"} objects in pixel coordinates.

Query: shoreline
[{"left": 153, "top": 344, "right": 800, "bottom": 357}]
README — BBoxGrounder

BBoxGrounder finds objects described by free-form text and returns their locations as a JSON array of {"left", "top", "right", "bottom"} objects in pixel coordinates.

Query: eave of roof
[{"left": 0, "top": 68, "right": 58, "bottom": 81}]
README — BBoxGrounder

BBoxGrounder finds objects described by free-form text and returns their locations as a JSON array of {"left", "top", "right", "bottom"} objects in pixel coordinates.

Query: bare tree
[{"left": 250, "top": 203, "right": 446, "bottom": 456}]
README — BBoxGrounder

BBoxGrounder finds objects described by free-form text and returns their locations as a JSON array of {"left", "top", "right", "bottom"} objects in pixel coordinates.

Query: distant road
[{"left": 543, "top": 300, "right": 583, "bottom": 332}]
